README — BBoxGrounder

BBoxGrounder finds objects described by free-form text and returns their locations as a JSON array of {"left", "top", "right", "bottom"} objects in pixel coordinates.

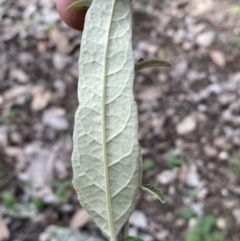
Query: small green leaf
[
  {"left": 121, "top": 236, "right": 144, "bottom": 241},
  {"left": 143, "top": 158, "right": 155, "bottom": 171},
  {"left": 141, "top": 184, "right": 165, "bottom": 203},
  {"left": 66, "top": 0, "right": 92, "bottom": 11},
  {"left": 29, "top": 197, "right": 44, "bottom": 209},
  {"left": 187, "top": 189, "right": 197, "bottom": 199},
  {"left": 2, "top": 191, "right": 17, "bottom": 209},
  {"left": 179, "top": 208, "right": 196, "bottom": 220},
  {"left": 135, "top": 59, "right": 171, "bottom": 72},
  {"left": 166, "top": 151, "right": 184, "bottom": 169},
  {"left": 232, "top": 37, "right": 240, "bottom": 48},
  {"left": 186, "top": 215, "right": 219, "bottom": 241}
]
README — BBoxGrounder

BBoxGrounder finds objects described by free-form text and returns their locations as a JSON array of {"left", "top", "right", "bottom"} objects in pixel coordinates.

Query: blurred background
[{"left": 0, "top": 0, "right": 240, "bottom": 240}]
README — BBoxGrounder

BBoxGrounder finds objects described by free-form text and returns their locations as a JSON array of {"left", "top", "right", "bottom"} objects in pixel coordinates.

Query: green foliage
[
  {"left": 179, "top": 208, "right": 196, "bottom": 220},
  {"left": 187, "top": 189, "right": 198, "bottom": 199},
  {"left": 29, "top": 197, "right": 44, "bottom": 209},
  {"left": 25, "top": 94, "right": 33, "bottom": 102},
  {"left": 121, "top": 237, "right": 143, "bottom": 241},
  {"left": 230, "top": 5, "right": 240, "bottom": 15},
  {"left": 166, "top": 151, "right": 185, "bottom": 169},
  {"left": 141, "top": 184, "right": 165, "bottom": 203},
  {"left": 2, "top": 191, "right": 17, "bottom": 209},
  {"left": 211, "top": 232, "right": 225, "bottom": 241},
  {"left": 54, "top": 179, "right": 72, "bottom": 203},
  {"left": 186, "top": 215, "right": 224, "bottom": 241},
  {"left": 232, "top": 37, "right": 240, "bottom": 48},
  {"left": 139, "top": 6, "right": 147, "bottom": 14},
  {"left": 0, "top": 109, "right": 20, "bottom": 124},
  {"left": 143, "top": 158, "right": 155, "bottom": 171},
  {"left": 25, "top": 180, "right": 34, "bottom": 188}
]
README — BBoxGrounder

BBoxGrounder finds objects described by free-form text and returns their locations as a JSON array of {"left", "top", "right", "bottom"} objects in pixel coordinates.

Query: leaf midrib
[{"left": 101, "top": 1, "right": 117, "bottom": 241}]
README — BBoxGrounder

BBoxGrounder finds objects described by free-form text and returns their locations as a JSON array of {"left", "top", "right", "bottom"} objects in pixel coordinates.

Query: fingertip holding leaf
[
  {"left": 66, "top": 0, "right": 92, "bottom": 11},
  {"left": 56, "top": 0, "right": 87, "bottom": 31},
  {"left": 141, "top": 184, "right": 165, "bottom": 204},
  {"left": 121, "top": 236, "right": 144, "bottom": 241},
  {"left": 135, "top": 59, "right": 172, "bottom": 72}
]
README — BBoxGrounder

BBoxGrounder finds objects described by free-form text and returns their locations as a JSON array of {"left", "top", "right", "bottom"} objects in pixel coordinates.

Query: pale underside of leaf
[
  {"left": 141, "top": 184, "right": 165, "bottom": 203},
  {"left": 66, "top": 0, "right": 92, "bottom": 11},
  {"left": 135, "top": 59, "right": 172, "bottom": 72},
  {"left": 72, "top": 0, "right": 142, "bottom": 240}
]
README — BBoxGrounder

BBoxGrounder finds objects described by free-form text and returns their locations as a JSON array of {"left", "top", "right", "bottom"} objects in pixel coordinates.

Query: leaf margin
[
  {"left": 141, "top": 184, "right": 165, "bottom": 204},
  {"left": 135, "top": 58, "right": 172, "bottom": 72},
  {"left": 66, "top": 0, "right": 92, "bottom": 11}
]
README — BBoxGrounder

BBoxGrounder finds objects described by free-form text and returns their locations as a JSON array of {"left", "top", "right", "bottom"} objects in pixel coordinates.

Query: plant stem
[{"left": 117, "top": 221, "right": 129, "bottom": 241}]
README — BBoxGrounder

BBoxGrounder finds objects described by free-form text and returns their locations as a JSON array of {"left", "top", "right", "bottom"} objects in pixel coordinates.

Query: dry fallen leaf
[
  {"left": 69, "top": 209, "right": 91, "bottom": 229},
  {"left": 137, "top": 86, "right": 162, "bottom": 102},
  {"left": 0, "top": 215, "right": 10, "bottom": 241},
  {"left": 31, "top": 86, "right": 52, "bottom": 111},
  {"left": 210, "top": 50, "right": 226, "bottom": 67},
  {"left": 3, "top": 85, "right": 31, "bottom": 101},
  {"left": 9, "top": 68, "right": 29, "bottom": 84}
]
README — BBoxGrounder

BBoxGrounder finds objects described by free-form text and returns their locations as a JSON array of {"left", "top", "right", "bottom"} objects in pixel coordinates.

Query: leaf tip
[{"left": 141, "top": 184, "right": 166, "bottom": 204}]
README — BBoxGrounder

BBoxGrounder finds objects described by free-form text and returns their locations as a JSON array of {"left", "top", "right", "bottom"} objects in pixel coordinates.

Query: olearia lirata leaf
[{"left": 71, "top": 0, "right": 142, "bottom": 240}]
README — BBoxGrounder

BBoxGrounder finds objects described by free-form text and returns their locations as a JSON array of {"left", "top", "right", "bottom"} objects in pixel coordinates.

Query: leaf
[
  {"left": 143, "top": 158, "right": 155, "bottom": 171},
  {"left": 121, "top": 236, "right": 144, "bottom": 241},
  {"left": 141, "top": 184, "right": 165, "bottom": 203},
  {"left": 166, "top": 151, "right": 184, "bottom": 169},
  {"left": 2, "top": 191, "right": 17, "bottom": 209},
  {"left": 179, "top": 208, "right": 196, "bottom": 220},
  {"left": 66, "top": 0, "right": 92, "bottom": 11},
  {"left": 135, "top": 59, "right": 172, "bottom": 72},
  {"left": 72, "top": 0, "right": 142, "bottom": 240},
  {"left": 186, "top": 215, "right": 220, "bottom": 241}
]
